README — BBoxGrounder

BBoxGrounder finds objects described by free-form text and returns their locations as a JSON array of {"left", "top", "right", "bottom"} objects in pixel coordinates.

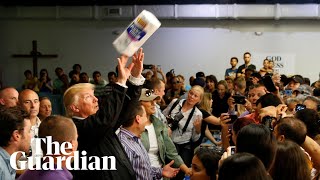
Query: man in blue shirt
[
  {"left": 0, "top": 107, "right": 31, "bottom": 180},
  {"left": 225, "top": 57, "right": 238, "bottom": 80}
]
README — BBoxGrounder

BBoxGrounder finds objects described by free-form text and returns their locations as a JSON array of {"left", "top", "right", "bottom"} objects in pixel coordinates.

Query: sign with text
[{"left": 252, "top": 53, "right": 296, "bottom": 76}]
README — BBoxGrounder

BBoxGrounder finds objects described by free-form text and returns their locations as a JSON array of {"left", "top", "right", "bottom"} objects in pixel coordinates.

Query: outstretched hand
[
  {"left": 117, "top": 55, "right": 134, "bottom": 85},
  {"left": 131, "top": 48, "right": 144, "bottom": 78},
  {"left": 162, "top": 160, "right": 180, "bottom": 178}
]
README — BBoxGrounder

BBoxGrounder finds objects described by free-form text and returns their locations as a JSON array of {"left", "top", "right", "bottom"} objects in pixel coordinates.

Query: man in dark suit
[{"left": 63, "top": 49, "right": 145, "bottom": 180}]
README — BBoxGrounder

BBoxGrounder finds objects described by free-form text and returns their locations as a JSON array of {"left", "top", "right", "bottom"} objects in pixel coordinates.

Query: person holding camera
[
  {"left": 139, "top": 88, "right": 192, "bottom": 179},
  {"left": 162, "top": 85, "right": 203, "bottom": 168}
]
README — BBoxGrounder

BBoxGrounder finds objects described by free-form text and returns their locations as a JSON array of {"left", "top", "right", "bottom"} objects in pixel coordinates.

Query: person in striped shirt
[{"left": 118, "top": 100, "right": 180, "bottom": 180}]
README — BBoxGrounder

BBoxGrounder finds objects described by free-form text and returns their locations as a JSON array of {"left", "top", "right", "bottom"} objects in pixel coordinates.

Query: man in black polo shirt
[{"left": 237, "top": 52, "right": 256, "bottom": 78}]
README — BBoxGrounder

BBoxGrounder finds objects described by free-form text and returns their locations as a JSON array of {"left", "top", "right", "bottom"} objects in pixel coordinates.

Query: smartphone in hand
[{"left": 227, "top": 115, "right": 238, "bottom": 124}]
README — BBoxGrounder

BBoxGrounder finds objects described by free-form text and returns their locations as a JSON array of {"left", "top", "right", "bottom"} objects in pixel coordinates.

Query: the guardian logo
[{"left": 10, "top": 136, "right": 116, "bottom": 170}]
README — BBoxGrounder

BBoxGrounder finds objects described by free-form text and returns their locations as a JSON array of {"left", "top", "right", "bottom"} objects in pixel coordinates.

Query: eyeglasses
[
  {"left": 145, "top": 89, "right": 154, "bottom": 97},
  {"left": 172, "top": 81, "right": 180, "bottom": 84}
]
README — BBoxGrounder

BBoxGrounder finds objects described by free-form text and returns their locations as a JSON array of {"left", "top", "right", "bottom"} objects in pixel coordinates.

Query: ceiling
[{"left": 1, "top": 0, "right": 318, "bottom": 6}]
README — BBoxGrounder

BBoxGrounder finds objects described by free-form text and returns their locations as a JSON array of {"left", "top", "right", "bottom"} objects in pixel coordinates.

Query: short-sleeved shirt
[{"left": 225, "top": 68, "right": 238, "bottom": 78}]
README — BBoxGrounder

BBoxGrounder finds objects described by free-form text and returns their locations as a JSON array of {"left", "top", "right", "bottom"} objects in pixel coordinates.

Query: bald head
[
  {"left": 0, "top": 87, "right": 19, "bottom": 108},
  {"left": 39, "top": 115, "right": 78, "bottom": 154},
  {"left": 19, "top": 89, "right": 39, "bottom": 118}
]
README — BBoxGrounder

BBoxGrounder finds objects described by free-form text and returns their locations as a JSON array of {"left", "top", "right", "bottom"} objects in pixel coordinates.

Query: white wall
[{"left": 0, "top": 19, "right": 320, "bottom": 88}]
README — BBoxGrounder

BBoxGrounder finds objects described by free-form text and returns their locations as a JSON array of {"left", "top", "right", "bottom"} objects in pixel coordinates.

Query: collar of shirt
[
  {"left": 0, "top": 147, "right": 15, "bottom": 175},
  {"left": 72, "top": 116, "right": 86, "bottom": 120},
  {"left": 31, "top": 117, "right": 41, "bottom": 138},
  {"left": 119, "top": 127, "right": 139, "bottom": 143},
  {"left": 35, "top": 116, "right": 41, "bottom": 127}
]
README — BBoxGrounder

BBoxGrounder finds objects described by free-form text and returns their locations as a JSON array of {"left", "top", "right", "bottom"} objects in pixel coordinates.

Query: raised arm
[
  {"left": 117, "top": 48, "right": 146, "bottom": 129},
  {"left": 87, "top": 54, "right": 132, "bottom": 129},
  {"left": 301, "top": 136, "right": 320, "bottom": 170}
]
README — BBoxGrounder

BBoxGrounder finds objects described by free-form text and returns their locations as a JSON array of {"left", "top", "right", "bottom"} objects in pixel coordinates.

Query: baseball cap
[
  {"left": 192, "top": 77, "right": 206, "bottom": 87},
  {"left": 139, "top": 88, "right": 160, "bottom": 101},
  {"left": 288, "top": 75, "right": 304, "bottom": 84},
  {"left": 196, "top": 72, "right": 205, "bottom": 78},
  {"left": 293, "top": 84, "right": 312, "bottom": 96}
]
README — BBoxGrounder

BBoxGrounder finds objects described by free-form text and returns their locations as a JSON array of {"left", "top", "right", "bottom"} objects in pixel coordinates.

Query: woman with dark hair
[
  {"left": 38, "top": 68, "right": 53, "bottom": 93},
  {"left": 221, "top": 116, "right": 255, "bottom": 150},
  {"left": 270, "top": 140, "right": 310, "bottom": 180},
  {"left": 205, "top": 75, "right": 218, "bottom": 93},
  {"left": 165, "top": 70, "right": 175, "bottom": 93},
  {"left": 218, "top": 153, "right": 269, "bottom": 180},
  {"left": 236, "top": 124, "right": 277, "bottom": 172},
  {"left": 190, "top": 148, "right": 220, "bottom": 180}
]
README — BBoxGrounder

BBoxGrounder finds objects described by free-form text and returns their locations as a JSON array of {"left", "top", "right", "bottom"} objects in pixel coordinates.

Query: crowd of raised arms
[{"left": 0, "top": 48, "right": 320, "bottom": 180}]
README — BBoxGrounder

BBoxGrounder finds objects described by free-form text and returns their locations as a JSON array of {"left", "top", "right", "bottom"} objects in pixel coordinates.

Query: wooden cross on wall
[{"left": 12, "top": 40, "right": 58, "bottom": 77}]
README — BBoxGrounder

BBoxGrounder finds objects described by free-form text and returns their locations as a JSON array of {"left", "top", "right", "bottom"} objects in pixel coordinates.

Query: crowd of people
[{"left": 0, "top": 49, "right": 320, "bottom": 180}]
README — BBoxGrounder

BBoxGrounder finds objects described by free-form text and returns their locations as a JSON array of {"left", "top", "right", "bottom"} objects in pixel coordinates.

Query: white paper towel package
[{"left": 112, "top": 10, "right": 161, "bottom": 57}]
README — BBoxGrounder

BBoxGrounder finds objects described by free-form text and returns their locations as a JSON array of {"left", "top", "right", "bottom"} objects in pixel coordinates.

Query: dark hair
[
  {"left": 80, "top": 72, "right": 88, "bottom": 76},
  {"left": 295, "top": 108, "right": 320, "bottom": 139},
  {"left": 236, "top": 124, "right": 276, "bottom": 171},
  {"left": 39, "top": 115, "right": 76, "bottom": 154},
  {"left": 0, "top": 106, "right": 29, "bottom": 147},
  {"left": 303, "top": 78, "right": 310, "bottom": 86},
  {"left": 55, "top": 67, "right": 62, "bottom": 73},
  {"left": 270, "top": 141, "right": 310, "bottom": 180},
  {"left": 194, "top": 148, "right": 220, "bottom": 180},
  {"left": 231, "top": 57, "right": 238, "bottom": 63},
  {"left": 68, "top": 70, "right": 78, "bottom": 79},
  {"left": 39, "top": 68, "right": 51, "bottom": 82},
  {"left": 108, "top": 71, "right": 117, "bottom": 78},
  {"left": 206, "top": 75, "right": 218, "bottom": 89},
  {"left": 24, "top": 70, "right": 32, "bottom": 76},
  {"left": 232, "top": 117, "right": 255, "bottom": 135},
  {"left": 256, "top": 93, "right": 282, "bottom": 108},
  {"left": 219, "top": 152, "right": 269, "bottom": 180},
  {"left": 72, "top": 64, "right": 81, "bottom": 71},
  {"left": 243, "top": 52, "right": 251, "bottom": 57},
  {"left": 39, "top": 96, "right": 50, "bottom": 102},
  {"left": 280, "top": 74, "right": 289, "bottom": 86},
  {"left": 121, "top": 101, "right": 144, "bottom": 128},
  {"left": 313, "top": 88, "right": 320, "bottom": 97},
  {"left": 93, "top": 71, "right": 101, "bottom": 77},
  {"left": 144, "top": 78, "right": 164, "bottom": 90},
  {"left": 275, "top": 117, "right": 307, "bottom": 145}
]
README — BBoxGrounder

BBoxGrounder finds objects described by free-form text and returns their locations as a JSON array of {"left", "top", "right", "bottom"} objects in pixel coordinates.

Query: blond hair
[
  {"left": 189, "top": 85, "right": 204, "bottom": 102},
  {"left": 199, "top": 92, "right": 212, "bottom": 113},
  {"left": 63, "top": 83, "right": 95, "bottom": 117}
]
